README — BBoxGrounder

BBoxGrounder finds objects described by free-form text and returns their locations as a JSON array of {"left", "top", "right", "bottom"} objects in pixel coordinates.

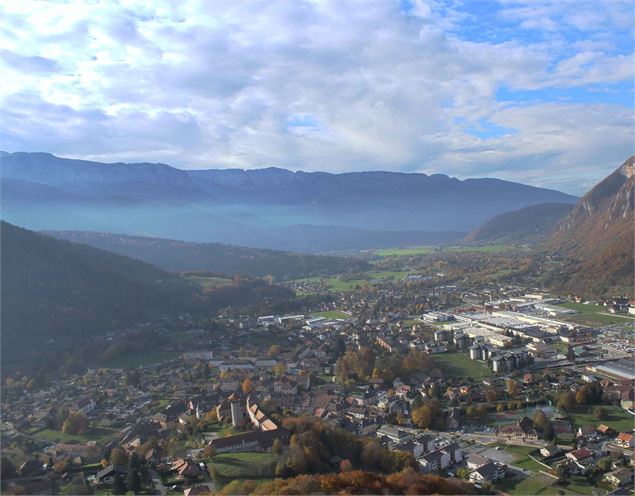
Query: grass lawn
[
  {"left": 27, "top": 426, "right": 120, "bottom": 443},
  {"left": 504, "top": 445, "right": 547, "bottom": 472},
  {"left": 431, "top": 352, "right": 492, "bottom": 379},
  {"left": 207, "top": 452, "right": 280, "bottom": 479},
  {"left": 557, "top": 301, "right": 635, "bottom": 325},
  {"left": 495, "top": 473, "right": 558, "bottom": 495},
  {"left": 559, "top": 475, "right": 598, "bottom": 495},
  {"left": 569, "top": 405, "right": 634, "bottom": 432},
  {"left": 100, "top": 350, "right": 180, "bottom": 369},
  {"left": 311, "top": 310, "right": 351, "bottom": 319}
]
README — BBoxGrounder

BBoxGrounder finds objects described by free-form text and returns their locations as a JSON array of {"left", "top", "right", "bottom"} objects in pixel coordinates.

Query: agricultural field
[
  {"left": 375, "top": 246, "right": 436, "bottom": 257},
  {"left": 374, "top": 244, "right": 516, "bottom": 257},
  {"left": 430, "top": 352, "right": 492, "bottom": 379}
]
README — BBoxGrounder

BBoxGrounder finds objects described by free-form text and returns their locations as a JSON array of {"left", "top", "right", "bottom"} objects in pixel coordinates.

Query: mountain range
[{"left": 0, "top": 151, "right": 577, "bottom": 251}]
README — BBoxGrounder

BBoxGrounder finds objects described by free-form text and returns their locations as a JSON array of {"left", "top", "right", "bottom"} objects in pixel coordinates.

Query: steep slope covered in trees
[
  {"left": 547, "top": 157, "right": 634, "bottom": 296},
  {"left": 45, "top": 230, "right": 371, "bottom": 279},
  {"left": 0, "top": 222, "right": 293, "bottom": 367},
  {"left": 464, "top": 203, "right": 573, "bottom": 244}
]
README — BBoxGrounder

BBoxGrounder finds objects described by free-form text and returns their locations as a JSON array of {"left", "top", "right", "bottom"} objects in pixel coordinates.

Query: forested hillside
[{"left": 46, "top": 231, "right": 371, "bottom": 279}]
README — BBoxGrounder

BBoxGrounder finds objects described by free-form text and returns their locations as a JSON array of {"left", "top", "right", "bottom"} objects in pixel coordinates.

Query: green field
[
  {"left": 504, "top": 445, "right": 547, "bottom": 472},
  {"left": 311, "top": 310, "right": 352, "bottom": 319},
  {"left": 207, "top": 452, "right": 280, "bottom": 479},
  {"left": 430, "top": 352, "right": 492, "bottom": 379},
  {"left": 375, "top": 244, "right": 516, "bottom": 257},
  {"left": 495, "top": 473, "right": 558, "bottom": 495},
  {"left": 445, "top": 244, "right": 517, "bottom": 253},
  {"left": 25, "top": 426, "right": 120, "bottom": 443},
  {"left": 375, "top": 246, "right": 436, "bottom": 256},
  {"left": 185, "top": 275, "right": 232, "bottom": 289},
  {"left": 558, "top": 301, "right": 635, "bottom": 325},
  {"left": 569, "top": 405, "right": 634, "bottom": 432},
  {"left": 100, "top": 350, "right": 180, "bottom": 369}
]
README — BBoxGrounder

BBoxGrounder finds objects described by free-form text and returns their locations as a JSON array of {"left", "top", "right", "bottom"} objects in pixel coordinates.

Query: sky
[{"left": 0, "top": 0, "right": 633, "bottom": 194}]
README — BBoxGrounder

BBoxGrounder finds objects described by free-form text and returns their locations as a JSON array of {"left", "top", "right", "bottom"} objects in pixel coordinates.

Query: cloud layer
[{"left": 1, "top": 0, "right": 633, "bottom": 193}]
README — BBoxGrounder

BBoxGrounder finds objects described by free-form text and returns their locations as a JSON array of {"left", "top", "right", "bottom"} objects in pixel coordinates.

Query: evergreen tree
[{"left": 112, "top": 474, "right": 127, "bottom": 495}]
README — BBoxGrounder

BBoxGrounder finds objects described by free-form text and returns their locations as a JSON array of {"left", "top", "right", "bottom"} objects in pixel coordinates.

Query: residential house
[
  {"left": 466, "top": 455, "right": 490, "bottom": 470},
  {"left": 469, "top": 462, "right": 506, "bottom": 483},
  {"left": 540, "top": 445, "right": 561, "bottom": 458},
  {"left": 95, "top": 465, "right": 127, "bottom": 485},
  {"left": 604, "top": 468, "right": 635, "bottom": 487},
  {"left": 172, "top": 458, "right": 205, "bottom": 480},
  {"left": 376, "top": 425, "right": 412, "bottom": 443},
  {"left": 418, "top": 449, "right": 450, "bottom": 473},
  {"left": 566, "top": 448, "right": 594, "bottom": 464},
  {"left": 616, "top": 432, "right": 634, "bottom": 448}
]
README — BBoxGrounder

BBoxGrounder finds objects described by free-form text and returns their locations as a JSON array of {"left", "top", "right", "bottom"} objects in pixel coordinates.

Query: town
[{"left": 2, "top": 275, "right": 634, "bottom": 496}]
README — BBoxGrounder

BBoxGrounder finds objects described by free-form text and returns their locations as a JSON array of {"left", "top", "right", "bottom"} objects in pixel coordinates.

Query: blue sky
[{"left": 0, "top": 0, "right": 633, "bottom": 194}]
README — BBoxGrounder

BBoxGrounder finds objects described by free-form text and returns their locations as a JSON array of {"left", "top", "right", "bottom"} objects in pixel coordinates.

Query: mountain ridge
[
  {"left": 45, "top": 230, "right": 372, "bottom": 279},
  {"left": 547, "top": 156, "right": 634, "bottom": 296},
  {"left": 1, "top": 151, "right": 578, "bottom": 250},
  {"left": 464, "top": 203, "right": 575, "bottom": 244}
]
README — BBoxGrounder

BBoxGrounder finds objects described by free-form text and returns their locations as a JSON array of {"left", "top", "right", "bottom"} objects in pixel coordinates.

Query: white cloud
[{"left": 0, "top": 0, "right": 632, "bottom": 194}]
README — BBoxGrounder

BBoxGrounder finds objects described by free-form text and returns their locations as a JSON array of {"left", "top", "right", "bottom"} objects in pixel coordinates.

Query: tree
[
  {"left": 506, "top": 379, "right": 519, "bottom": 396},
  {"left": 202, "top": 443, "right": 216, "bottom": 460},
  {"left": 575, "top": 387, "right": 588, "bottom": 405},
  {"left": 476, "top": 404, "right": 488, "bottom": 420},
  {"left": 110, "top": 447, "right": 129, "bottom": 466},
  {"left": 128, "top": 467, "right": 141, "bottom": 494},
  {"left": 456, "top": 467, "right": 469, "bottom": 479},
  {"left": 272, "top": 363, "right": 286, "bottom": 377},
  {"left": 112, "top": 474, "right": 127, "bottom": 495},
  {"left": 556, "top": 392, "right": 576, "bottom": 413},
  {"left": 597, "top": 457, "right": 613, "bottom": 472},
  {"left": 268, "top": 345, "right": 281, "bottom": 357},
  {"left": 485, "top": 387, "right": 499, "bottom": 404},
  {"left": 62, "top": 412, "right": 88, "bottom": 435},
  {"left": 412, "top": 405, "right": 433, "bottom": 429},
  {"left": 533, "top": 409, "right": 550, "bottom": 430},
  {"left": 340, "top": 459, "right": 353, "bottom": 472},
  {"left": 594, "top": 406, "right": 608, "bottom": 420},
  {"left": 272, "top": 439, "right": 283, "bottom": 456},
  {"left": 496, "top": 403, "right": 505, "bottom": 413},
  {"left": 544, "top": 424, "right": 555, "bottom": 441},
  {"left": 242, "top": 378, "right": 253, "bottom": 395}
]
